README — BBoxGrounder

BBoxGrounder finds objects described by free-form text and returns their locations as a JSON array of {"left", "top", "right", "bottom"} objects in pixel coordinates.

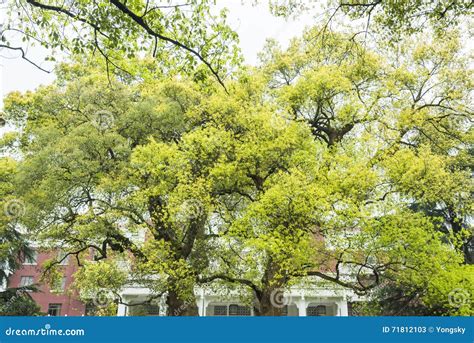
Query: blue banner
[{"left": 0, "top": 316, "right": 472, "bottom": 343}]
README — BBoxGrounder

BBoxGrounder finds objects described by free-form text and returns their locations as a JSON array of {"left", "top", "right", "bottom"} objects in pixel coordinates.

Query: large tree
[
  {"left": 2, "top": 24, "right": 472, "bottom": 316},
  {"left": 260, "top": 26, "right": 473, "bottom": 261},
  {"left": 3, "top": 1, "right": 472, "bottom": 314},
  {"left": 2, "top": 58, "right": 324, "bottom": 315},
  {"left": 256, "top": 26, "right": 473, "bottom": 314}
]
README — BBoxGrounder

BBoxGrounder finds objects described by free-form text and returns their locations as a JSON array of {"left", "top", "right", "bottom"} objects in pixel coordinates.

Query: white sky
[{"left": 0, "top": 1, "right": 317, "bottom": 105}]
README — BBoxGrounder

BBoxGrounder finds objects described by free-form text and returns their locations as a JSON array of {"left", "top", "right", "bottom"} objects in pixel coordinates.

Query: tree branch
[
  {"left": 198, "top": 274, "right": 263, "bottom": 299},
  {"left": 0, "top": 44, "right": 51, "bottom": 73},
  {"left": 24, "top": 0, "right": 228, "bottom": 92},
  {"left": 107, "top": 0, "right": 228, "bottom": 92}
]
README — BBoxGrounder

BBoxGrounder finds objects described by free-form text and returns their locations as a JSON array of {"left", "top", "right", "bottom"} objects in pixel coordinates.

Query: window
[
  {"left": 307, "top": 305, "right": 327, "bottom": 316},
  {"left": 228, "top": 304, "right": 251, "bottom": 316},
  {"left": 52, "top": 277, "right": 67, "bottom": 293},
  {"left": 213, "top": 305, "right": 228, "bottom": 316},
  {"left": 47, "top": 303, "right": 62, "bottom": 316},
  {"left": 57, "top": 251, "right": 69, "bottom": 266},
  {"left": 19, "top": 276, "right": 34, "bottom": 287},
  {"left": 143, "top": 304, "right": 160, "bottom": 315},
  {"left": 23, "top": 251, "right": 37, "bottom": 265}
]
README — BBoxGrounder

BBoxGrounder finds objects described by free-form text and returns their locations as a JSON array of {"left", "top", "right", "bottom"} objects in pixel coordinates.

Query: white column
[
  {"left": 295, "top": 297, "right": 308, "bottom": 317},
  {"left": 159, "top": 294, "right": 168, "bottom": 316},
  {"left": 196, "top": 289, "right": 204, "bottom": 316},
  {"left": 197, "top": 296, "right": 210, "bottom": 316},
  {"left": 117, "top": 303, "right": 127, "bottom": 316},
  {"left": 336, "top": 298, "right": 348, "bottom": 316}
]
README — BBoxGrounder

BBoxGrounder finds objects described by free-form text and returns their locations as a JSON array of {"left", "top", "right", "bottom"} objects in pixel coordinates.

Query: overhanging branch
[
  {"left": 198, "top": 274, "right": 263, "bottom": 299},
  {"left": 0, "top": 44, "right": 51, "bottom": 73},
  {"left": 24, "top": 0, "right": 228, "bottom": 92}
]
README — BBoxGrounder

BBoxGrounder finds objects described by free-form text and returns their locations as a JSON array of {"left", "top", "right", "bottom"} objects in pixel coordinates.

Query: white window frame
[{"left": 19, "top": 276, "right": 34, "bottom": 288}]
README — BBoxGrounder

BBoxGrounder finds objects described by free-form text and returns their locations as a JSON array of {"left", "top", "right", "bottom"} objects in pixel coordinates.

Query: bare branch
[{"left": 0, "top": 44, "right": 51, "bottom": 73}]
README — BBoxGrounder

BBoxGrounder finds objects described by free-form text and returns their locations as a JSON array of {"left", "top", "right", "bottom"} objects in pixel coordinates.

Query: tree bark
[
  {"left": 253, "top": 258, "right": 286, "bottom": 316},
  {"left": 253, "top": 288, "right": 285, "bottom": 316},
  {"left": 166, "top": 290, "right": 198, "bottom": 316}
]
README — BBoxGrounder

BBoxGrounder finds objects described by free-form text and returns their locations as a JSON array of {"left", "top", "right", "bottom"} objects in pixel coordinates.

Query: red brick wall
[{"left": 8, "top": 250, "right": 86, "bottom": 316}]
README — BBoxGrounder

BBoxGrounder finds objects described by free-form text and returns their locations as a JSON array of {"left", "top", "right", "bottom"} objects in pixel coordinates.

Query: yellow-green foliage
[{"left": 2, "top": 25, "right": 472, "bottom": 316}]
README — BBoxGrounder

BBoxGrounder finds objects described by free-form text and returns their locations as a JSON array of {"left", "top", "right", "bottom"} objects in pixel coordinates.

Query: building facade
[
  {"left": 7, "top": 248, "right": 359, "bottom": 317},
  {"left": 7, "top": 249, "right": 86, "bottom": 316},
  {"left": 117, "top": 284, "right": 358, "bottom": 317}
]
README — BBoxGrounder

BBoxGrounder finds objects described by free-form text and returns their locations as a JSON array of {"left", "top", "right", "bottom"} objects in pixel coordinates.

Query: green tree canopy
[
  {"left": 3, "top": 0, "right": 242, "bottom": 89},
  {"left": 3, "top": 46, "right": 472, "bottom": 316},
  {"left": 260, "top": 1, "right": 473, "bottom": 39},
  {"left": 2, "top": 16, "right": 473, "bottom": 316}
]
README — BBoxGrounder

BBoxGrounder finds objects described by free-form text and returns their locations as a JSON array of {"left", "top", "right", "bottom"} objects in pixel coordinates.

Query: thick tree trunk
[
  {"left": 166, "top": 290, "right": 198, "bottom": 316},
  {"left": 253, "top": 258, "right": 288, "bottom": 316},
  {"left": 254, "top": 289, "right": 285, "bottom": 316}
]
